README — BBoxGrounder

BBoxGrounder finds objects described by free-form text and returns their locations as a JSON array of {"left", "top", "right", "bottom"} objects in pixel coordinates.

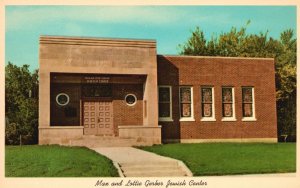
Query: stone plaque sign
[{"left": 83, "top": 76, "right": 110, "bottom": 83}]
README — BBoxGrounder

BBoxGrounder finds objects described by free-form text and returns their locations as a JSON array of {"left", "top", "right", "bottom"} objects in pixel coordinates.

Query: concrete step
[
  {"left": 72, "top": 137, "right": 136, "bottom": 142},
  {"left": 123, "top": 169, "right": 187, "bottom": 177},
  {"left": 119, "top": 161, "right": 179, "bottom": 168},
  {"left": 121, "top": 165, "right": 183, "bottom": 172},
  {"left": 119, "top": 161, "right": 188, "bottom": 177},
  {"left": 69, "top": 137, "right": 139, "bottom": 147},
  {"left": 81, "top": 136, "right": 118, "bottom": 140}
]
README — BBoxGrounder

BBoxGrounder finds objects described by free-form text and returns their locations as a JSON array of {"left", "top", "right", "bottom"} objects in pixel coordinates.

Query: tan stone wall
[
  {"left": 118, "top": 126, "right": 161, "bottom": 145},
  {"left": 39, "top": 127, "right": 83, "bottom": 145}
]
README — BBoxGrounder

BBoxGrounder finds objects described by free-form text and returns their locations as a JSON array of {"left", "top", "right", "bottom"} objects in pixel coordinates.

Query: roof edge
[
  {"left": 158, "top": 54, "right": 274, "bottom": 61},
  {"left": 40, "top": 35, "right": 156, "bottom": 48}
]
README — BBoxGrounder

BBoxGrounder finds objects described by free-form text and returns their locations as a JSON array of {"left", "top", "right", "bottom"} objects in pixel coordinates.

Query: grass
[
  {"left": 5, "top": 145, "right": 119, "bottom": 177},
  {"left": 140, "top": 143, "right": 296, "bottom": 176}
]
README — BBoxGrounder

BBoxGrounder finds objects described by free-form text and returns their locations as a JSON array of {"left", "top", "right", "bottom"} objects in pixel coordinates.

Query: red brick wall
[
  {"left": 157, "top": 55, "right": 277, "bottom": 140},
  {"left": 113, "top": 84, "right": 144, "bottom": 136}
]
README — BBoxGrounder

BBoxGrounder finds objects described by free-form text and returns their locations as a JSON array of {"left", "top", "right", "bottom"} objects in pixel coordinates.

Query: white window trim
[
  {"left": 158, "top": 86, "right": 173, "bottom": 122},
  {"left": 201, "top": 87, "right": 216, "bottom": 121},
  {"left": 179, "top": 86, "right": 195, "bottom": 121},
  {"left": 242, "top": 87, "right": 257, "bottom": 121},
  {"left": 222, "top": 87, "right": 237, "bottom": 121}
]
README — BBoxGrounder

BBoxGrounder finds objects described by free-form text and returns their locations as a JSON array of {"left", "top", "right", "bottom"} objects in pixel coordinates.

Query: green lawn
[
  {"left": 140, "top": 143, "right": 296, "bottom": 176},
  {"left": 5, "top": 145, "right": 119, "bottom": 177}
]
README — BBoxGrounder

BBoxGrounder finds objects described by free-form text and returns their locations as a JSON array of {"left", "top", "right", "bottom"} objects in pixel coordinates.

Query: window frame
[
  {"left": 179, "top": 86, "right": 195, "bottom": 121},
  {"left": 221, "top": 87, "right": 236, "bottom": 121},
  {"left": 56, "top": 93, "right": 70, "bottom": 106},
  {"left": 242, "top": 87, "right": 257, "bottom": 121},
  {"left": 125, "top": 94, "right": 137, "bottom": 106},
  {"left": 158, "top": 85, "right": 173, "bottom": 122},
  {"left": 200, "top": 86, "right": 216, "bottom": 121}
]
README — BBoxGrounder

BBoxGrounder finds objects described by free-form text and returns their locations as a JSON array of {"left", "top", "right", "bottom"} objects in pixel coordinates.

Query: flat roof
[
  {"left": 40, "top": 35, "right": 156, "bottom": 48},
  {"left": 158, "top": 54, "right": 274, "bottom": 61}
]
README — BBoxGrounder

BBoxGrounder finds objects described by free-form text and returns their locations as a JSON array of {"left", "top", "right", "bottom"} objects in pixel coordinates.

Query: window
[
  {"left": 222, "top": 87, "right": 236, "bottom": 121},
  {"left": 158, "top": 86, "right": 172, "bottom": 121},
  {"left": 82, "top": 85, "right": 112, "bottom": 98},
  {"left": 201, "top": 87, "right": 215, "bottom": 121},
  {"left": 56, "top": 93, "right": 70, "bottom": 106},
  {"left": 125, "top": 94, "right": 137, "bottom": 106},
  {"left": 179, "top": 86, "right": 194, "bottom": 121},
  {"left": 242, "top": 87, "right": 256, "bottom": 121}
]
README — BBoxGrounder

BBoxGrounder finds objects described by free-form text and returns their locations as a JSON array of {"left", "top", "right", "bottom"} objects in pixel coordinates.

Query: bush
[{"left": 5, "top": 123, "right": 19, "bottom": 145}]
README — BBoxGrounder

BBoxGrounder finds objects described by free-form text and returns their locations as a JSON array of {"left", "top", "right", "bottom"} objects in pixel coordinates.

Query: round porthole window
[
  {"left": 125, "top": 94, "right": 137, "bottom": 106},
  {"left": 56, "top": 93, "right": 70, "bottom": 106}
]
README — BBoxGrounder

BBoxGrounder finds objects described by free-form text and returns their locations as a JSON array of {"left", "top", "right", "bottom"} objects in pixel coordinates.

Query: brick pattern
[
  {"left": 157, "top": 55, "right": 277, "bottom": 140},
  {"left": 112, "top": 84, "right": 144, "bottom": 136},
  {"left": 50, "top": 83, "right": 144, "bottom": 136}
]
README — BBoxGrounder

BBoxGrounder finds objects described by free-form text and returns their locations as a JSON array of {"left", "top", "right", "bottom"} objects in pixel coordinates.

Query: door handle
[{"left": 97, "top": 117, "right": 100, "bottom": 123}]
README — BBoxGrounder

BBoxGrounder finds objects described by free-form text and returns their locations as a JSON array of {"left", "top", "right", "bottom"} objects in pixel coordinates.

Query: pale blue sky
[{"left": 5, "top": 6, "right": 296, "bottom": 71}]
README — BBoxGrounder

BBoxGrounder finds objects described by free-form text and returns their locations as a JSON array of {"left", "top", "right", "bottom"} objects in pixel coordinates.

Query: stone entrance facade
[
  {"left": 39, "top": 36, "right": 161, "bottom": 145},
  {"left": 39, "top": 36, "right": 277, "bottom": 146}
]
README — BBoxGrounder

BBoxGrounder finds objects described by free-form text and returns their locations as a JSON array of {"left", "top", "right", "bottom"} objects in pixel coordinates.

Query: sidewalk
[{"left": 91, "top": 147, "right": 193, "bottom": 177}]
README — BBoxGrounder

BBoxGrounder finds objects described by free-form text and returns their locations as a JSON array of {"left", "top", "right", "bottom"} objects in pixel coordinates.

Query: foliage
[
  {"left": 5, "top": 145, "right": 119, "bottom": 177},
  {"left": 5, "top": 62, "right": 39, "bottom": 145},
  {"left": 179, "top": 23, "right": 296, "bottom": 140},
  {"left": 141, "top": 143, "right": 296, "bottom": 176}
]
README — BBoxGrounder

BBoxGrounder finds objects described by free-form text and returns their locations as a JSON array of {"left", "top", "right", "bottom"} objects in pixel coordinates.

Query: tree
[
  {"left": 179, "top": 27, "right": 208, "bottom": 56},
  {"left": 179, "top": 24, "right": 296, "bottom": 141},
  {"left": 5, "top": 62, "right": 39, "bottom": 145},
  {"left": 276, "top": 29, "right": 296, "bottom": 141}
]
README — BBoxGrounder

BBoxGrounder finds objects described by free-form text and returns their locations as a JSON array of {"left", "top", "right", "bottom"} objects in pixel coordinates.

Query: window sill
[
  {"left": 180, "top": 117, "right": 195, "bottom": 122},
  {"left": 159, "top": 118, "right": 174, "bottom": 122},
  {"left": 221, "top": 118, "right": 237, "bottom": 122},
  {"left": 201, "top": 118, "right": 216, "bottom": 122},
  {"left": 242, "top": 117, "right": 257, "bottom": 121}
]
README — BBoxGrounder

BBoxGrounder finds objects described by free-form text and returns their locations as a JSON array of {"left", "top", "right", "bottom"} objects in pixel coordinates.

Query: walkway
[{"left": 91, "top": 147, "right": 193, "bottom": 177}]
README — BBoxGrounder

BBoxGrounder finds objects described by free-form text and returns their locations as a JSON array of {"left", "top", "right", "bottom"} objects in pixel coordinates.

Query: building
[{"left": 38, "top": 36, "right": 277, "bottom": 146}]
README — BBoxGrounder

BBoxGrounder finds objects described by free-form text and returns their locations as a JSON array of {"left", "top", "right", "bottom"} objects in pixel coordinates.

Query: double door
[{"left": 83, "top": 101, "right": 113, "bottom": 135}]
